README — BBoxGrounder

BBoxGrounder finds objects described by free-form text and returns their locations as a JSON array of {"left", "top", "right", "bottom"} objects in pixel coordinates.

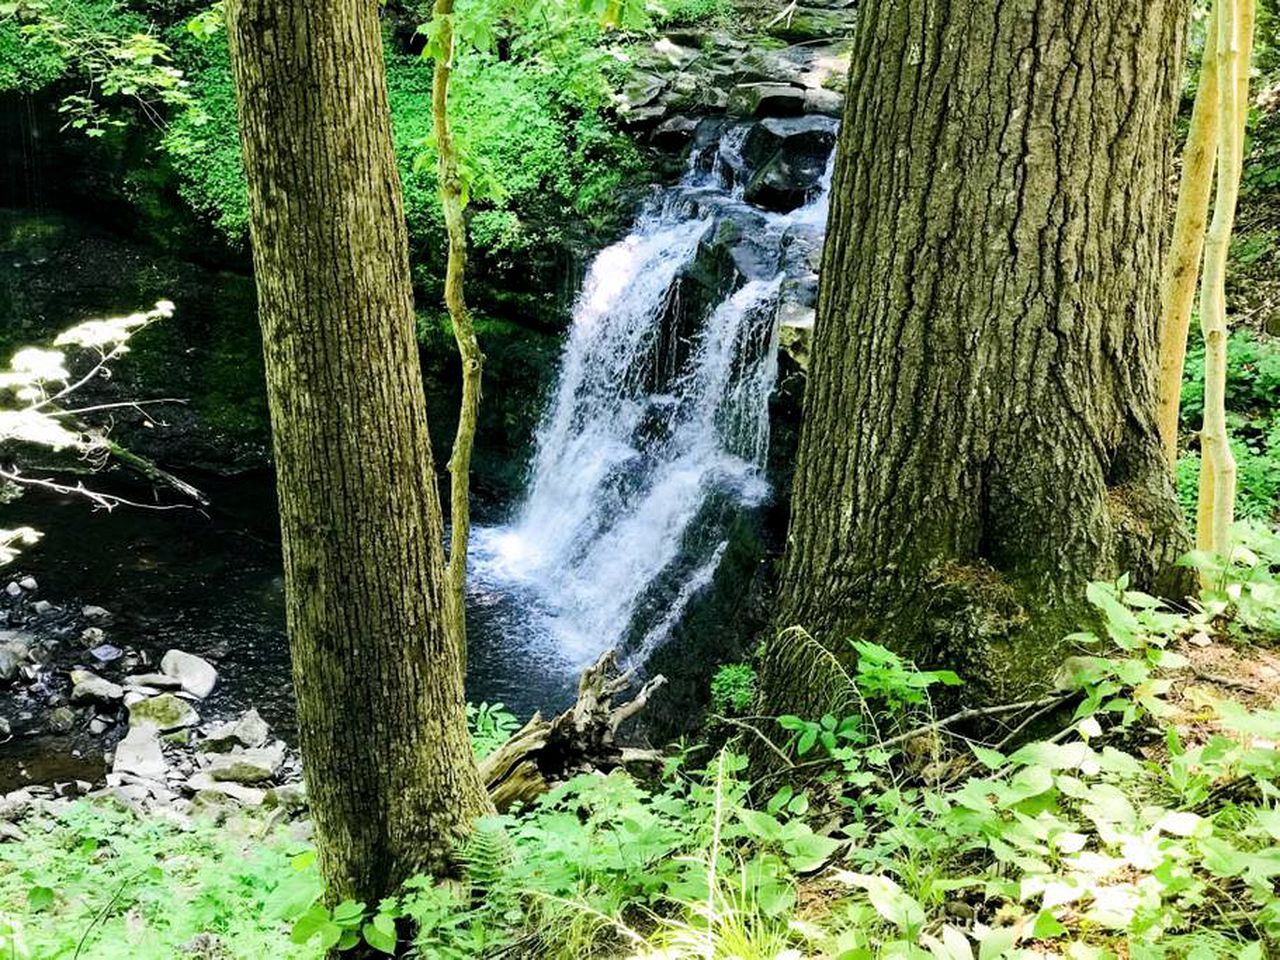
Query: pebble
[
  {"left": 31, "top": 600, "right": 53, "bottom": 616},
  {"left": 81, "top": 605, "right": 111, "bottom": 620},
  {"left": 17, "top": 577, "right": 36, "bottom": 592},
  {"left": 4, "top": 583, "right": 20, "bottom": 598}
]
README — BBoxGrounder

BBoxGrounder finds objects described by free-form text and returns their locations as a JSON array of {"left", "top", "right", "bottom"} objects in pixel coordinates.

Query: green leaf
[
  {"left": 331, "top": 899, "right": 364, "bottom": 924},
  {"left": 290, "top": 903, "right": 330, "bottom": 944},
  {"left": 737, "top": 808, "right": 784, "bottom": 841},
  {"left": 26, "top": 886, "right": 54, "bottom": 912},
  {"left": 836, "top": 872, "right": 926, "bottom": 934},
  {"left": 1031, "top": 909, "right": 1066, "bottom": 939},
  {"left": 363, "top": 920, "right": 397, "bottom": 954}
]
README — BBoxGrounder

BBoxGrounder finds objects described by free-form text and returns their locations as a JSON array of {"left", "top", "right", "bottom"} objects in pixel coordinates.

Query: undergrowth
[{"left": 3, "top": 526, "right": 1278, "bottom": 959}]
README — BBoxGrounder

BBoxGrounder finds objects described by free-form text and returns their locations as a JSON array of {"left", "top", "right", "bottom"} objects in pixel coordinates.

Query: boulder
[
  {"left": 729, "top": 83, "right": 806, "bottom": 119},
  {"left": 69, "top": 670, "right": 124, "bottom": 704},
  {"left": 113, "top": 725, "right": 167, "bottom": 780},
  {"left": 803, "top": 87, "right": 844, "bottom": 117},
  {"left": 739, "top": 116, "right": 838, "bottom": 212},
  {"left": 129, "top": 693, "right": 200, "bottom": 732},
  {"left": 200, "top": 709, "right": 270, "bottom": 752},
  {"left": 0, "top": 641, "right": 28, "bottom": 682},
  {"left": 763, "top": 5, "right": 850, "bottom": 42},
  {"left": 653, "top": 115, "right": 699, "bottom": 150},
  {"left": 207, "top": 742, "right": 285, "bottom": 784},
  {"left": 160, "top": 650, "right": 218, "bottom": 699}
]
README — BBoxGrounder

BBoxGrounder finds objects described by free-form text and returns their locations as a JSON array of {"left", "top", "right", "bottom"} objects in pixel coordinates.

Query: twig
[
  {"left": 0, "top": 468, "right": 196, "bottom": 513},
  {"left": 875, "top": 693, "right": 1072, "bottom": 752},
  {"left": 710, "top": 714, "right": 794, "bottom": 768}
]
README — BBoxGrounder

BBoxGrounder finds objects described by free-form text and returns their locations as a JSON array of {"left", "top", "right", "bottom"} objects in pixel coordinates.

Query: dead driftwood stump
[{"left": 480, "top": 650, "right": 666, "bottom": 811}]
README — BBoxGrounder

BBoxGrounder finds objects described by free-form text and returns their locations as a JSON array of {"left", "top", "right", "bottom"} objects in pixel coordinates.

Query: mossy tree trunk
[
  {"left": 225, "top": 0, "right": 490, "bottom": 903},
  {"left": 763, "top": 0, "right": 1193, "bottom": 714}
]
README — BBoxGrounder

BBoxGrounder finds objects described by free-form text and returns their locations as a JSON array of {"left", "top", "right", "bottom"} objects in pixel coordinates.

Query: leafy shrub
[{"left": 710, "top": 662, "right": 756, "bottom": 715}]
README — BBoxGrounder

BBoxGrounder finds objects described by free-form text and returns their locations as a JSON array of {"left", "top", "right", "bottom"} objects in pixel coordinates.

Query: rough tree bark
[
  {"left": 762, "top": 0, "right": 1194, "bottom": 714},
  {"left": 224, "top": 0, "right": 491, "bottom": 903}
]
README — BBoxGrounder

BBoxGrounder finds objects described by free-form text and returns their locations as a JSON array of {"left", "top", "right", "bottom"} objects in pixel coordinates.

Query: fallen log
[{"left": 481, "top": 650, "right": 666, "bottom": 811}]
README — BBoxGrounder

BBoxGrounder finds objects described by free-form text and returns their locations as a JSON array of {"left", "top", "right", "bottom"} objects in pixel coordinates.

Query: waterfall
[{"left": 472, "top": 118, "right": 838, "bottom": 674}]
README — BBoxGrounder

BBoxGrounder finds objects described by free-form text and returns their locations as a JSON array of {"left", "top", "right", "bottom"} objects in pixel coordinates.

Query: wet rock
[
  {"left": 81, "top": 605, "right": 111, "bottom": 620},
  {"left": 729, "top": 83, "right": 806, "bottom": 118},
  {"left": 89, "top": 644, "right": 124, "bottom": 664},
  {"left": 0, "top": 717, "right": 9, "bottom": 739},
  {"left": 4, "top": 582, "right": 20, "bottom": 598},
  {"left": 653, "top": 115, "right": 700, "bottom": 150},
  {"left": 112, "top": 725, "right": 167, "bottom": 780},
  {"left": 80, "top": 627, "right": 105, "bottom": 645},
  {"left": 18, "top": 577, "right": 36, "bottom": 592},
  {"left": 31, "top": 600, "right": 54, "bottom": 616},
  {"left": 200, "top": 709, "right": 270, "bottom": 752},
  {"left": 125, "top": 672, "right": 183, "bottom": 690},
  {"left": 47, "top": 705, "right": 77, "bottom": 734},
  {"left": 207, "top": 742, "right": 285, "bottom": 784},
  {"left": 0, "top": 821, "right": 25, "bottom": 842},
  {"left": 69, "top": 669, "right": 125, "bottom": 704},
  {"left": 0, "top": 641, "right": 28, "bottom": 682},
  {"left": 160, "top": 649, "right": 218, "bottom": 699},
  {"left": 89, "top": 716, "right": 111, "bottom": 735},
  {"left": 129, "top": 693, "right": 200, "bottom": 731}
]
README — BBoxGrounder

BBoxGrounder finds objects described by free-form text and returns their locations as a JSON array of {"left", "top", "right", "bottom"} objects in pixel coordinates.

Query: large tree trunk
[
  {"left": 763, "top": 0, "right": 1193, "bottom": 714},
  {"left": 225, "top": 0, "right": 490, "bottom": 903}
]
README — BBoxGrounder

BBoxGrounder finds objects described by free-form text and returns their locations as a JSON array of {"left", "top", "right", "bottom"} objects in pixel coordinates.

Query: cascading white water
[{"left": 472, "top": 120, "right": 837, "bottom": 675}]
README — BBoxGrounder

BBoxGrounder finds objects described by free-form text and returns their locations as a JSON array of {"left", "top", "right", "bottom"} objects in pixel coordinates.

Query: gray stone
[
  {"left": 653, "top": 115, "right": 699, "bottom": 150},
  {"left": 729, "top": 83, "right": 806, "bottom": 119},
  {"left": 31, "top": 600, "right": 54, "bottom": 616},
  {"left": 763, "top": 5, "right": 850, "bottom": 42},
  {"left": 17, "top": 577, "right": 36, "bottom": 592},
  {"left": 90, "top": 644, "right": 124, "bottom": 663},
  {"left": 70, "top": 669, "right": 124, "bottom": 704},
  {"left": 129, "top": 693, "right": 200, "bottom": 732},
  {"left": 4, "top": 582, "right": 20, "bottom": 598},
  {"left": 185, "top": 773, "right": 266, "bottom": 806},
  {"left": 803, "top": 87, "right": 843, "bottom": 117},
  {"left": 89, "top": 717, "right": 111, "bottom": 735},
  {"left": 0, "top": 789, "right": 32, "bottom": 821},
  {"left": 0, "top": 717, "right": 9, "bottom": 739},
  {"left": 200, "top": 709, "right": 270, "bottom": 752},
  {"left": 160, "top": 650, "right": 218, "bottom": 699},
  {"left": 208, "top": 742, "right": 285, "bottom": 784},
  {"left": 125, "top": 672, "right": 183, "bottom": 690},
  {"left": 47, "top": 705, "right": 76, "bottom": 734},
  {"left": 80, "top": 627, "right": 105, "bottom": 645},
  {"left": 81, "top": 605, "right": 111, "bottom": 620},
  {"left": 0, "top": 642, "right": 24, "bottom": 682},
  {"left": 0, "top": 821, "right": 25, "bottom": 842},
  {"left": 263, "top": 782, "right": 308, "bottom": 814},
  {"left": 112, "top": 725, "right": 167, "bottom": 780}
]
